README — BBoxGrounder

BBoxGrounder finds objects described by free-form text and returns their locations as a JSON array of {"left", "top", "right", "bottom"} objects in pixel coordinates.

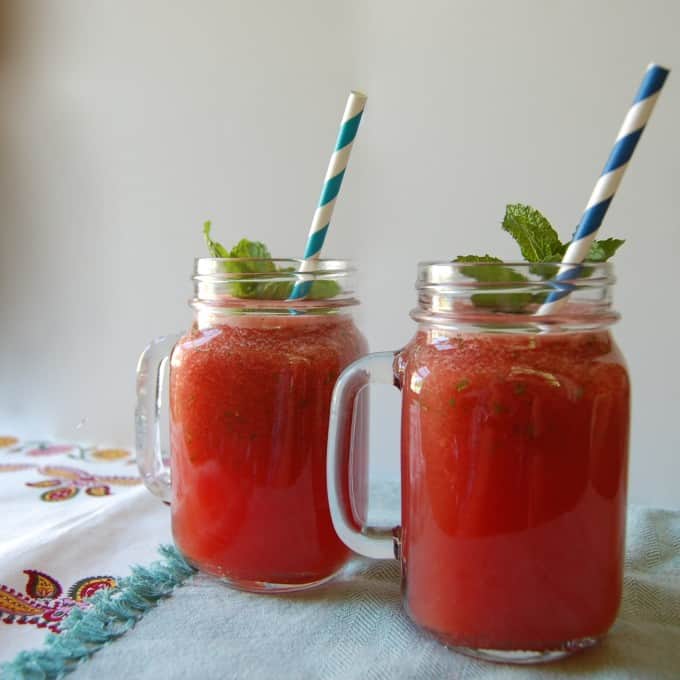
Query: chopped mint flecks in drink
[
  {"left": 455, "top": 204, "right": 625, "bottom": 311},
  {"left": 202, "top": 222, "right": 341, "bottom": 300},
  {"left": 492, "top": 401, "right": 508, "bottom": 415},
  {"left": 513, "top": 382, "right": 526, "bottom": 395}
]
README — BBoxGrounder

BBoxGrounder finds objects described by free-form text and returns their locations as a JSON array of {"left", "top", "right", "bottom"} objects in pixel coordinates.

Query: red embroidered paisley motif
[
  {"left": 24, "top": 570, "right": 62, "bottom": 599},
  {"left": 41, "top": 487, "right": 79, "bottom": 502},
  {"left": 0, "top": 570, "right": 117, "bottom": 633},
  {"left": 69, "top": 576, "right": 117, "bottom": 601}
]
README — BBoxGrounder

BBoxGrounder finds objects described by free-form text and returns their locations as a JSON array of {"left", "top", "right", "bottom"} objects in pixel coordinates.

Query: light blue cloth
[{"left": 64, "top": 504, "right": 680, "bottom": 680}]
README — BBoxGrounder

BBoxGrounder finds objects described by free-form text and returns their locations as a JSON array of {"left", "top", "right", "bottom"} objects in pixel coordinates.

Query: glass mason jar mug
[
  {"left": 328, "top": 261, "right": 630, "bottom": 663},
  {"left": 136, "top": 258, "right": 368, "bottom": 592}
]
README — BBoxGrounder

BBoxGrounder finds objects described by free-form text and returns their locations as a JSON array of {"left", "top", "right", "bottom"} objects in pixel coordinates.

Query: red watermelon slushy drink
[
  {"left": 326, "top": 253, "right": 630, "bottom": 663},
  {"left": 170, "top": 311, "right": 367, "bottom": 589},
  {"left": 132, "top": 248, "right": 369, "bottom": 593},
  {"left": 136, "top": 86, "right": 370, "bottom": 595},
  {"left": 400, "top": 328, "right": 629, "bottom": 652}
]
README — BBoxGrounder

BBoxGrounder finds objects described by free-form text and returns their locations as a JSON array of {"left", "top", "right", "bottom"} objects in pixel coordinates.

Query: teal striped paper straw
[
  {"left": 289, "top": 90, "right": 367, "bottom": 300},
  {"left": 537, "top": 63, "right": 670, "bottom": 316}
]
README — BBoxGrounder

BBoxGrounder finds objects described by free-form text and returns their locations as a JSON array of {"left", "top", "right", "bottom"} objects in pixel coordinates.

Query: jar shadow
[
  {"left": 255, "top": 564, "right": 676, "bottom": 677},
  {"left": 187, "top": 563, "right": 673, "bottom": 675},
  {"left": 272, "top": 558, "right": 401, "bottom": 607}
]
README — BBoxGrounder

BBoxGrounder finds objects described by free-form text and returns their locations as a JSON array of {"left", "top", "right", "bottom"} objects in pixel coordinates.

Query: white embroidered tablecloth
[
  {"left": 0, "top": 436, "right": 172, "bottom": 663},
  {"left": 2, "top": 435, "right": 680, "bottom": 680}
]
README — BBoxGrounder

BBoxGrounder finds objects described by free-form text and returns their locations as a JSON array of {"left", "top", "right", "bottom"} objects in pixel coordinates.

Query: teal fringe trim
[{"left": 1, "top": 545, "right": 196, "bottom": 680}]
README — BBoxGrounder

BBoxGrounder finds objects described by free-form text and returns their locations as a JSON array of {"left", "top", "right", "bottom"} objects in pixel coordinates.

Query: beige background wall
[{"left": 1, "top": 1, "right": 678, "bottom": 506}]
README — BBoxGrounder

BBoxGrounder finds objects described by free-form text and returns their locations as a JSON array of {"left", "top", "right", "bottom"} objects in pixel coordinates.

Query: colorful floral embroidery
[
  {"left": 25, "top": 479, "right": 62, "bottom": 488},
  {"left": 25, "top": 571, "right": 61, "bottom": 598},
  {"left": 25, "top": 444, "right": 78, "bottom": 457},
  {"left": 68, "top": 576, "right": 117, "bottom": 600},
  {"left": 91, "top": 448, "right": 130, "bottom": 461},
  {"left": 2, "top": 439, "right": 133, "bottom": 464},
  {"left": 85, "top": 485, "right": 111, "bottom": 497},
  {"left": 69, "top": 446, "right": 133, "bottom": 463},
  {"left": 2, "top": 441, "right": 79, "bottom": 457},
  {"left": 0, "top": 570, "right": 116, "bottom": 633},
  {"left": 0, "top": 463, "right": 141, "bottom": 501},
  {"left": 0, "top": 464, "right": 33, "bottom": 473},
  {"left": 41, "top": 487, "right": 80, "bottom": 502}
]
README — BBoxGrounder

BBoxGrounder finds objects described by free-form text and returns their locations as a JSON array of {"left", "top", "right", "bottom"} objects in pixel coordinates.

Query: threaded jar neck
[
  {"left": 191, "top": 257, "right": 359, "bottom": 317},
  {"left": 411, "top": 261, "right": 618, "bottom": 333}
]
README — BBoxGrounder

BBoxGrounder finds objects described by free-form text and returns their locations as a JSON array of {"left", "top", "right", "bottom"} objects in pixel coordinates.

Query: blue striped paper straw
[
  {"left": 537, "top": 63, "right": 670, "bottom": 316},
  {"left": 288, "top": 91, "right": 367, "bottom": 300}
]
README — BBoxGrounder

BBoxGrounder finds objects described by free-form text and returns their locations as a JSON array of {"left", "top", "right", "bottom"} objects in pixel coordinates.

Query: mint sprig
[
  {"left": 455, "top": 204, "right": 625, "bottom": 311},
  {"left": 500, "top": 204, "right": 625, "bottom": 265},
  {"left": 454, "top": 255, "right": 532, "bottom": 311},
  {"left": 502, "top": 204, "right": 562, "bottom": 262},
  {"left": 583, "top": 237, "right": 625, "bottom": 262},
  {"left": 202, "top": 223, "right": 341, "bottom": 300},
  {"left": 203, "top": 221, "right": 230, "bottom": 258}
]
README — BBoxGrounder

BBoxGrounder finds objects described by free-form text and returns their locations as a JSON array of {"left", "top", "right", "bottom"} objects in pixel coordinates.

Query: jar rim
[
  {"left": 416, "top": 260, "right": 614, "bottom": 287},
  {"left": 194, "top": 257, "right": 356, "bottom": 277},
  {"left": 191, "top": 257, "right": 359, "bottom": 312},
  {"left": 418, "top": 261, "right": 615, "bottom": 267},
  {"left": 413, "top": 261, "right": 618, "bottom": 332}
]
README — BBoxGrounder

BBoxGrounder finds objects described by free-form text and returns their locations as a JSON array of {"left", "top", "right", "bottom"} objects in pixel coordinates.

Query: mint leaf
[
  {"left": 257, "top": 266, "right": 341, "bottom": 300},
  {"left": 455, "top": 205, "right": 625, "bottom": 312},
  {"left": 203, "top": 221, "right": 229, "bottom": 258},
  {"left": 221, "top": 239, "right": 276, "bottom": 298},
  {"left": 228, "top": 238, "right": 273, "bottom": 261},
  {"left": 454, "top": 255, "right": 531, "bottom": 312},
  {"left": 255, "top": 280, "right": 294, "bottom": 299},
  {"left": 252, "top": 265, "right": 294, "bottom": 300},
  {"left": 528, "top": 257, "right": 561, "bottom": 280},
  {"left": 307, "top": 279, "right": 342, "bottom": 299},
  {"left": 585, "top": 238, "right": 625, "bottom": 262},
  {"left": 456, "top": 254, "right": 504, "bottom": 264},
  {"left": 254, "top": 279, "right": 341, "bottom": 300},
  {"left": 229, "top": 257, "right": 341, "bottom": 300},
  {"left": 454, "top": 255, "right": 524, "bottom": 283},
  {"left": 502, "top": 204, "right": 562, "bottom": 262},
  {"left": 202, "top": 226, "right": 341, "bottom": 300},
  {"left": 555, "top": 237, "right": 624, "bottom": 263}
]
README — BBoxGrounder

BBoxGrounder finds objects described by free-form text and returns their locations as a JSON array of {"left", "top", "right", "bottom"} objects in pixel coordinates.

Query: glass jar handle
[
  {"left": 134, "top": 334, "right": 180, "bottom": 503},
  {"left": 327, "top": 351, "right": 401, "bottom": 560}
]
